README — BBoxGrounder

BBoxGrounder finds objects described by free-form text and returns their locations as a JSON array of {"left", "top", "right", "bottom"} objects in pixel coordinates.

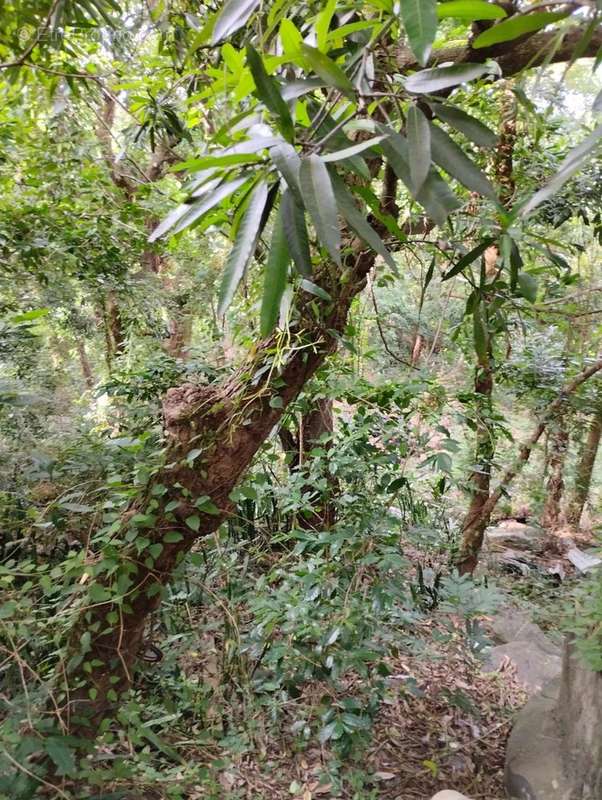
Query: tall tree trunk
[
  {"left": 567, "top": 406, "right": 602, "bottom": 527},
  {"left": 541, "top": 410, "right": 569, "bottom": 529},
  {"left": 60, "top": 176, "right": 397, "bottom": 737},
  {"left": 457, "top": 341, "right": 495, "bottom": 574},
  {"left": 105, "top": 290, "right": 125, "bottom": 358},
  {"left": 299, "top": 397, "right": 337, "bottom": 530},
  {"left": 76, "top": 340, "right": 94, "bottom": 389},
  {"left": 456, "top": 84, "right": 516, "bottom": 574}
]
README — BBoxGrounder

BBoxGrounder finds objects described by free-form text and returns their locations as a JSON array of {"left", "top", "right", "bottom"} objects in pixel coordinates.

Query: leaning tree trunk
[
  {"left": 457, "top": 340, "right": 496, "bottom": 574},
  {"left": 76, "top": 340, "right": 94, "bottom": 389},
  {"left": 541, "top": 409, "right": 569, "bottom": 529},
  {"left": 456, "top": 84, "right": 516, "bottom": 575},
  {"left": 567, "top": 406, "right": 602, "bottom": 527},
  {"left": 59, "top": 175, "right": 397, "bottom": 737}
]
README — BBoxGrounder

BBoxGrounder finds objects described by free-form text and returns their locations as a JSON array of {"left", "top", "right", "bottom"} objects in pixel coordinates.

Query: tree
[{"left": 2, "top": 0, "right": 602, "bottom": 737}]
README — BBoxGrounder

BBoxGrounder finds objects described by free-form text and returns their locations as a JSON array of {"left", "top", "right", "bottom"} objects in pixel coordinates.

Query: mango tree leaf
[
  {"left": 518, "top": 272, "right": 538, "bottom": 303},
  {"left": 261, "top": 207, "right": 290, "bottom": 336},
  {"left": 520, "top": 124, "right": 602, "bottom": 218},
  {"left": 218, "top": 181, "right": 269, "bottom": 316},
  {"left": 429, "top": 123, "right": 497, "bottom": 200},
  {"left": 437, "top": 1, "right": 507, "bottom": 21},
  {"left": 429, "top": 102, "right": 498, "bottom": 148},
  {"left": 212, "top": 0, "right": 261, "bottom": 43},
  {"left": 316, "top": 0, "right": 337, "bottom": 51},
  {"left": 321, "top": 135, "right": 386, "bottom": 163},
  {"left": 331, "top": 173, "right": 398, "bottom": 274},
  {"left": 299, "top": 154, "right": 341, "bottom": 266},
  {"left": 281, "top": 188, "right": 312, "bottom": 276},
  {"left": 301, "top": 279, "right": 332, "bottom": 301},
  {"left": 270, "top": 143, "right": 304, "bottom": 206},
  {"left": 150, "top": 175, "right": 250, "bottom": 241},
  {"left": 399, "top": 0, "right": 438, "bottom": 67},
  {"left": 405, "top": 62, "right": 499, "bottom": 94},
  {"left": 298, "top": 44, "right": 355, "bottom": 98},
  {"left": 246, "top": 45, "right": 294, "bottom": 142},
  {"left": 442, "top": 237, "right": 495, "bottom": 281},
  {"left": 407, "top": 105, "right": 431, "bottom": 194},
  {"left": 472, "top": 11, "right": 569, "bottom": 49},
  {"left": 473, "top": 301, "right": 489, "bottom": 361}
]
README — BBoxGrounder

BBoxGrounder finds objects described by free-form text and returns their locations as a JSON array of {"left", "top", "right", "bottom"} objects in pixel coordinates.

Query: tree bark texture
[
  {"left": 541, "top": 410, "right": 569, "bottom": 529},
  {"left": 567, "top": 406, "right": 602, "bottom": 527}
]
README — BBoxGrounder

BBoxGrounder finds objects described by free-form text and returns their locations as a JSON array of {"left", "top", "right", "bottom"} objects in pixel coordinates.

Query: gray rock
[
  {"left": 430, "top": 792, "right": 472, "bottom": 800},
  {"left": 566, "top": 546, "right": 602, "bottom": 574},
  {"left": 505, "top": 678, "right": 571, "bottom": 800},
  {"left": 484, "top": 523, "right": 547, "bottom": 553},
  {"left": 490, "top": 607, "right": 561, "bottom": 656},
  {"left": 482, "top": 641, "right": 561, "bottom": 695}
]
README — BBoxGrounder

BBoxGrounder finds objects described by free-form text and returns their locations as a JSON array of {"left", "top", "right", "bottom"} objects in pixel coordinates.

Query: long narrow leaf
[
  {"left": 246, "top": 45, "right": 295, "bottom": 142},
  {"left": 520, "top": 123, "right": 602, "bottom": 218},
  {"left": 260, "top": 208, "right": 290, "bottom": 336},
  {"left": 270, "top": 143, "right": 304, "bottom": 206},
  {"left": 442, "top": 237, "right": 495, "bottom": 281},
  {"left": 298, "top": 44, "right": 355, "bottom": 98},
  {"left": 321, "top": 135, "right": 386, "bottom": 163},
  {"left": 331, "top": 173, "right": 398, "bottom": 274},
  {"left": 429, "top": 103, "right": 498, "bottom": 149},
  {"left": 437, "top": 1, "right": 507, "bottom": 21},
  {"left": 429, "top": 123, "right": 497, "bottom": 200},
  {"left": 299, "top": 155, "right": 341, "bottom": 266},
  {"left": 218, "top": 181, "right": 269, "bottom": 316},
  {"left": 405, "top": 62, "right": 499, "bottom": 94},
  {"left": 400, "top": 0, "right": 438, "bottom": 66},
  {"left": 281, "top": 189, "right": 312, "bottom": 277},
  {"left": 472, "top": 11, "right": 569, "bottom": 49},
  {"left": 407, "top": 105, "right": 431, "bottom": 194},
  {"left": 212, "top": 0, "right": 261, "bottom": 43}
]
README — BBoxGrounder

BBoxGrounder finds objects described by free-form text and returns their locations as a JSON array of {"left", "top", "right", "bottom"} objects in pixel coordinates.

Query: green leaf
[
  {"left": 321, "top": 135, "right": 386, "bottom": 164},
  {"left": 218, "top": 181, "right": 269, "bottom": 316},
  {"left": 185, "top": 515, "right": 201, "bottom": 532},
  {"left": 473, "top": 301, "right": 489, "bottom": 361},
  {"left": 151, "top": 175, "right": 250, "bottom": 242},
  {"left": 316, "top": 0, "right": 337, "bottom": 51},
  {"left": 260, "top": 208, "right": 290, "bottom": 336},
  {"left": 518, "top": 272, "right": 538, "bottom": 303},
  {"left": 301, "top": 279, "right": 332, "bottom": 301},
  {"left": 380, "top": 130, "right": 460, "bottom": 225},
  {"left": 45, "top": 737, "right": 76, "bottom": 777},
  {"left": 442, "top": 237, "right": 495, "bottom": 281},
  {"left": 331, "top": 174, "right": 398, "bottom": 274},
  {"left": 246, "top": 45, "right": 294, "bottom": 142},
  {"left": 437, "top": 1, "right": 507, "bottom": 21},
  {"left": 298, "top": 44, "right": 355, "bottom": 98},
  {"left": 280, "top": 18, "right": 303, "bottom": 56},
  {"left": 520, "top": 124, "right": 602, "bottom": 218},
  {"left": 270, "top": 143, "right": 304, "bottom": 206},
  {"left": 405, "top": 62, "right": 499, "bottom": 94},
  {"left": 281, "top": 188, "right": 312, "bottom": 277},
  {"left": 164, "top": 530, "right": 185, "bottom": 542},
  {"left": 399, "top": 0, "right": 438, "bottom": 66},
  {"left": 212, "top": 0, "right": 261, "bottom": 43},
  {"left": 472, "top": 11, "right": 569, "bottom": 49},
  {"left": 430, "top": 103, "right": 498, "bottom": 149},
  {"left": 407, "top": 105, "right": 431, "bottom": 194},
  {"left": 299, "top": 155, "right": 341, "bottom": 266},
  {"left": 429, "top": 123, "right": 496, "bottom": 200}
]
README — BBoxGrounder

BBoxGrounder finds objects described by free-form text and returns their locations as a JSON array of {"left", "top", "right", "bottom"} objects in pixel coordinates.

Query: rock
[
  {"left": 483, "top": 641, "right": 561, "bottom": 695},
  {"left": 490, "top": 607, "right": 561, "bottom": 656},
  {"left": 566, "top": 546, "right": 602, "bottom": 573},
  {"left": 430, "top": 792, "right": 472, "bottom": 800},
  {"left": 484, "top": 523, "right": 547, "bottom": 553},
  {"left": 505, "top": 677, "right": 570, "bottom": 800},
  {"left": 505, "top": 638, "right": 602, "bottom": 800}
]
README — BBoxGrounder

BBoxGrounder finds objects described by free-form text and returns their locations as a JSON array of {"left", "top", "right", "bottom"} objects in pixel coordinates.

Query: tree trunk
[
  {"left": 457, "top": 343, "right": 495, "bottom": 574},
  {"left": 299, "top": 397, "right": 337, "bottom": 529},
  {"left": 567, "top": 406, "right": 602, "bottom": 527},
  {"left": 60, "top": 183, "right": 394, "bottom": 736},
  {"left": 76, "top": 340, "right": 94, "bottom": 389},
  {"left": 105, "top": 290, "right": 125, "bottom": 358},
  {"left": 541, "top": 411, "right": 569, "bottom": 529}
]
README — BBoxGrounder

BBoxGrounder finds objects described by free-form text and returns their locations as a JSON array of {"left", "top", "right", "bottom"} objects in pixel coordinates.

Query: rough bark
[
  {"left": 455, "top": 358, "right": 602, "bottom": 559},
  {"left": 541, "top": 410, "right": 570, "bottom": 529},
  {"left": 105, "top": 290, "right": 125, "bottom": 358},
  {"left": 76, "top": 340, "right": 94, "bottom": 389},
  {"left": 567, "top": 406, "right": 602, "bottom": 527}
]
